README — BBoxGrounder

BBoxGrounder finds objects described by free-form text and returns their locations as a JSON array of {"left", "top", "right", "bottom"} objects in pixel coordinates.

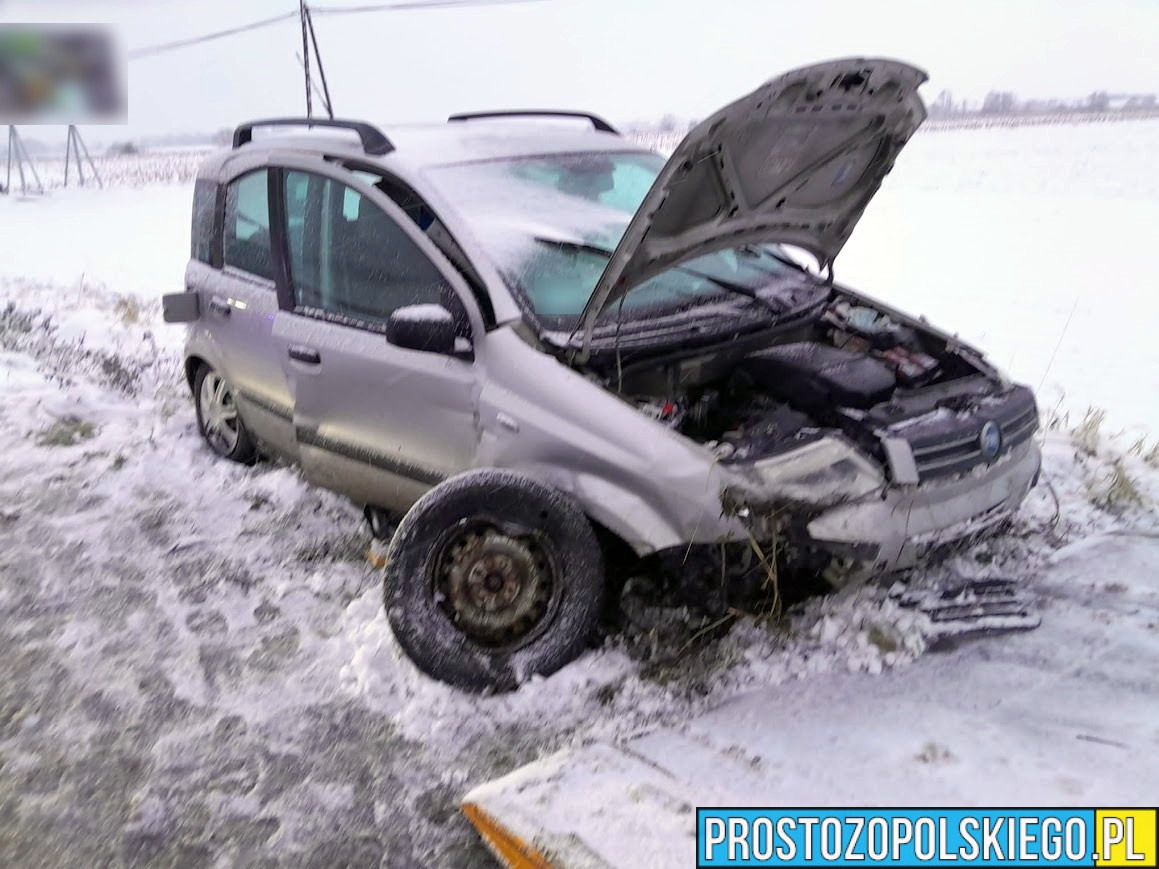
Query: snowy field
[{"left": 0, "top": 120, "right": 1157, "bottom": 866}]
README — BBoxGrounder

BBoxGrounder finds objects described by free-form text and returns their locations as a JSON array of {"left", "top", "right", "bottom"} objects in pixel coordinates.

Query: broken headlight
[{"left": 749, "top": 436, "right": 885, "bottom": 506}]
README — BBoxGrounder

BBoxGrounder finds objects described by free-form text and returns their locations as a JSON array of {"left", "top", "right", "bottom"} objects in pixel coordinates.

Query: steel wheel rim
[
  {"left": 433, "top": 519, "right": 559, "bottom": 650},
  {"left": 199, "top": 371, "right": 240, "bottom": 455}
]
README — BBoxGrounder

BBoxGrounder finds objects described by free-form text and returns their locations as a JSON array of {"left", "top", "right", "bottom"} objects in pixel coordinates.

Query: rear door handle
[
  {"left": 207, "top": 296, "right": 232, "bottom": 317},
  {"left": 288, "top": 345, "right": 321, "bottom": 365}
]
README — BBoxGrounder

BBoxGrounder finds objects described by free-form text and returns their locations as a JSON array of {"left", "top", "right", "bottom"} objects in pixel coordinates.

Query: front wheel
[{"left": 383, "top": 469, "right": 605, "bottom": 691}]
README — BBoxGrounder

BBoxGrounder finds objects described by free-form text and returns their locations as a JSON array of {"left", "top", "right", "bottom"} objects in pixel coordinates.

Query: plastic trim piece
[
  {"left": 448, "top": 110, "right": 619, "bottom": 135},
  {"left": 232, "top": 118, "right": 394, "bottom": 155}
]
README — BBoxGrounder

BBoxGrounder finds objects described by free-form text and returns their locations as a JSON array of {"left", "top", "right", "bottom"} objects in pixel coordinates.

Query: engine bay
[{"left": 603, "top": 292, "right": 1038, "bottom": 480}]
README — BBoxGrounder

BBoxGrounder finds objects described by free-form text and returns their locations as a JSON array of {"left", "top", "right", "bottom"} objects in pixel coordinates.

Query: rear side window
[
  {"left": 224, "top": 170, "right": 274, "bottom": 280},
  {"left": 190, "top": 179, "right": 218, "bottom": 264}
]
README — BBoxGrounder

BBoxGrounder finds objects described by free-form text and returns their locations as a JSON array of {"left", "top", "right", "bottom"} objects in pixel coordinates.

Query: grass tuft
[
  {"left": 1091, "top": 458, "right": 1144, "bottom": 511},
  {"left": 113, "top": 296, "right": 141, "bottom": 325},
  {"left": 867, "top": 624, "right": 900, "bottom": 654},
  {"left": 1072, "top": 407, "right": 1106, "bottom": 455},
  {"left": 1128, "top": 436, "right": 1159, "bottom": 469},
  {"left": 37, "top": 415, "right": 97, "bottom": 447}
]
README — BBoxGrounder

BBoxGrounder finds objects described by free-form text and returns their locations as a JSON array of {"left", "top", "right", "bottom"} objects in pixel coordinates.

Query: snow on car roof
[
  {"left": 198, "top": 119, "right": 648, "bottom": 181},
  {"left": 388, "top": 122, "right": 645, "bottom": 167}
]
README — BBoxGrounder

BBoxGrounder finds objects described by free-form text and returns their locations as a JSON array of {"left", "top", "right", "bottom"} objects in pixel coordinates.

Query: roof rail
[
  {"left": 232, "top": 118, "right": 394, "bottom": 155},
  {"left": 448, "top": 110, "right": 619, "bottom": 135}
]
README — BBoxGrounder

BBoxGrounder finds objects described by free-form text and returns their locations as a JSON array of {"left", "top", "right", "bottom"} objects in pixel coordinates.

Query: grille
[{"left": 899, "top": 388, "right": 1039, "bottom": 481}]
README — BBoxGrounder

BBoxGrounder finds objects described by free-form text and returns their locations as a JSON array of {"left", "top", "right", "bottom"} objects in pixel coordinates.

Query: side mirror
[
  {"left": 162, "top": 291, "right": 200, "bottom": 323},
  {"left": 387, "top": 304, "right": 466, "bottom": 357}
]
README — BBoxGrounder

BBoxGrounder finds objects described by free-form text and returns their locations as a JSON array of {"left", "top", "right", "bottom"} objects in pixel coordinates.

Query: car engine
[{"left": 616, "top": 294, "right": 1038, "bottom": 483}]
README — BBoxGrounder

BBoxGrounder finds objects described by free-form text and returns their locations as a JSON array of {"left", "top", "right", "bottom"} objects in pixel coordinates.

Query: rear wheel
[
  {"left": 383, "top": 469, "right": 605, "bottom": 691},
  {"left": 193, "top": 363, "right": 256, "bottom": 464}
]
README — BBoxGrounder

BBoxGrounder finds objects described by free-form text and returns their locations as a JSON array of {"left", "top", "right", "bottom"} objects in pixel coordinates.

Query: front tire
[
  {"left": 383, "top": 469, "right": 605, "bottom": 691},
  {"left": 193, "top": 363, "right": 256, "bottom": 464}
]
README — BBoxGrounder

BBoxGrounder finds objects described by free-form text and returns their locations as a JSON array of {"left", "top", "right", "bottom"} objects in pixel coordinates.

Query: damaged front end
[{"left": 590, "top": 288, "right": 1044, "bottom": 614}]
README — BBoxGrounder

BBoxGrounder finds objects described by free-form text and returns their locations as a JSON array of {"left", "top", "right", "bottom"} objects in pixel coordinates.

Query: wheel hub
[
  {"left": 198, "top": 371, "right": 240, "bottom": 454},
  {"left": 436, "top": 526, "right": 554, "bottom": 647}
]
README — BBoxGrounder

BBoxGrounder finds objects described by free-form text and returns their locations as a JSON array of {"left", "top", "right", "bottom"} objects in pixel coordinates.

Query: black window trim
[{"left": 267, "top": 166, "right": 294, "bottom": 311}]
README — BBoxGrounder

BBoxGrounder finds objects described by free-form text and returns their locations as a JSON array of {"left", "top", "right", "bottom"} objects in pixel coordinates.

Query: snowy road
[{"left": 1, "top": 121, "right": 1157, "bottom": 867}]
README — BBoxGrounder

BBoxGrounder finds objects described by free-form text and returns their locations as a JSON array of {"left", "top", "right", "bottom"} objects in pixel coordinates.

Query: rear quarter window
[{"left": 191, "top": 179, "right": 218, "bottom": 264}]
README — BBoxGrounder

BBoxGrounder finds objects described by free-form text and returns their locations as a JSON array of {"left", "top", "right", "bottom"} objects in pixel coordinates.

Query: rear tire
[
  {"left": 383, "top": 469, "right": 605, "bottom": 691},
  {"left": 193, "top": 363, "right": 256, "bottom": 464}
]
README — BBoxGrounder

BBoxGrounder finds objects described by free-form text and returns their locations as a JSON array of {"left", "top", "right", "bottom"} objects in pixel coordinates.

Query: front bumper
[{"left": 804, "top": 438, "right": 1041, "bottom": 573}]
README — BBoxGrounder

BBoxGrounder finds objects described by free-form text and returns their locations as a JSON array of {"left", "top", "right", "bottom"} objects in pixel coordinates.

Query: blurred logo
[
  {"left": 0, "top": 25, "right": 126, "bottom": 124},
  {"left": 980, "top": 420, "right": 1002, "bottom": 459}
]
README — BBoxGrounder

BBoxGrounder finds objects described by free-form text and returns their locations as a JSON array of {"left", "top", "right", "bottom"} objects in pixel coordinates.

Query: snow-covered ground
[
  {"left": 465, "top": 532, "right": 1159, "bottom": 866},
  {"left": 0, "top": 120, "right": 1157, "bottom": 866},
  {"left": 841, "top": 119, "right": 1159, "bottom": 439}
]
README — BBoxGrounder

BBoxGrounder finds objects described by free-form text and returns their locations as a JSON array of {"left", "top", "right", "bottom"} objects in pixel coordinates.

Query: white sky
[{"left": 4, "top": 0, "right": 1158, "bottom": 140}]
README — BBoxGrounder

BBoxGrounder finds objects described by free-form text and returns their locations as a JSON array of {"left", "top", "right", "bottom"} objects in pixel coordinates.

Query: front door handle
[
  {"left": 288, "top": 345, "right": 321, "bottom": 365},
  {"left": 207, "top": 296, "right": 232, "bottom": 317}
]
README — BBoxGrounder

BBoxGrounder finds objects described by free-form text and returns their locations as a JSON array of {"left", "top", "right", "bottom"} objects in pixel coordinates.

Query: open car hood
[{"left": 576, "top": 58, "right": 927, "bottom": 352}]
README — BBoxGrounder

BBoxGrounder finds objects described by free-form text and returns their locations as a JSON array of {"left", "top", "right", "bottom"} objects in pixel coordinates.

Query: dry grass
[
  {"left": 1052, "top": 405, "right": 1151, "bottom": 512},
  {"left": 1091, "top": 458, "right": 1145, "bottom": 511},
  {"left": 1072, "top": 407, "right": 1106, "bottom": 455},
  {"left": 1041, "top": 396, "right": 1069, "bottom": 432},
  {"left": 113, "top": 296, "right": 141, "bottom": 324},
  {"left": 36, "top": 415, "right": 96, "bottom": 447},
  {"left": 1128, "top": 436, "right": 1159, "bottom": 469},
  {"left": 867, "top": 623, "right": 901, "bottom": 654}
]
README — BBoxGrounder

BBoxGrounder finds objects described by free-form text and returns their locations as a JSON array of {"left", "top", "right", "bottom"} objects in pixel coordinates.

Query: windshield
[{"left": 427, "top": 153, "right": 798, "bottom": 327}]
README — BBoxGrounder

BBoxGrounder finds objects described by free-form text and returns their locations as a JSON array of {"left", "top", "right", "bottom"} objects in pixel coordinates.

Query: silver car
[{"left": 164, "top": 58, "right": 1040, "bottom": 690}]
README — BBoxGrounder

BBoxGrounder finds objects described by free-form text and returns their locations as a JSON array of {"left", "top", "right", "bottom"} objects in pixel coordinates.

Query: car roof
[{"left": 197, "top": 119, "right": 652, "bottom": 182}]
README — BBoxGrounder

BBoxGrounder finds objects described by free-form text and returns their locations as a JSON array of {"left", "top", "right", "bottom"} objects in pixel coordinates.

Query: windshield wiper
[
  {"left": 739, "top": 243, "right": 807, "bottom": 272},
  {"left": 534, "top": 237, "right": 615, "bottom": 259},
  {"left": 534, "top": 237, "right": 784, "bottom": 319}
]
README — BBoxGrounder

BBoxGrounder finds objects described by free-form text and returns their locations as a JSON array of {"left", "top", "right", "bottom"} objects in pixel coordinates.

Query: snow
[
  {"left": 0, "top": 120, "right": 1157, "bottom": 865},
  {"left": 465, "top": 530, "right": 1159, "bottom": 866},
  {"left": 389, "top": 303, "right": 454, "bottom": 323},
  {"left": 839, "top": 119, "right": 1159, "bottom": 438}
]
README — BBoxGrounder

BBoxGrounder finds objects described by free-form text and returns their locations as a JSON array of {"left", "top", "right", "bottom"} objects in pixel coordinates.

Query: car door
[
  {"left": 208, "top": 166, "right": 298, "bottom": 459},
  {"left": 270, "top": 163, "right": 480, "bottom": 511}
]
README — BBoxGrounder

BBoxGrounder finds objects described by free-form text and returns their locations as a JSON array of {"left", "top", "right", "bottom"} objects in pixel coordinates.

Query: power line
[
  {"left": 128, "top": 11, "right": 299, "bottom": 60},
  {"left": 127, "top": 0, "right": 543, "bottom": 60},
  {"left": 309, "top": 0, "right": 542, "bottom": 15}
]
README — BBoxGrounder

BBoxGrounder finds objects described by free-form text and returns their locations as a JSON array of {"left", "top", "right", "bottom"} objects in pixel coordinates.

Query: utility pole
[
  {"left": 305, "top": 5, "right": 335, "bottom": 119},
  {"left": 300, "top": 0, "right": 313, "bottom": 119},
  {"left": 64, "top": 125, "right": 103, "bottom": 189},
  {"left": 4, "top": 126, "right": 44, "bottom": 196}
]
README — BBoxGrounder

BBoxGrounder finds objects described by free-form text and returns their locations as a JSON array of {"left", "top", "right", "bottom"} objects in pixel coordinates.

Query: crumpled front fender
[{"left": 497, "top": 460, "right": 747, "bottom": 556}]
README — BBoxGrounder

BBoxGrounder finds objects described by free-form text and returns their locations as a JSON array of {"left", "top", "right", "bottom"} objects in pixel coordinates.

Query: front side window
[
  {"left": 283, "top": 170, "right": 452, "bottom": 324},
  {"left": 223, "top": 170, "right": 273, "bottom": 280}
]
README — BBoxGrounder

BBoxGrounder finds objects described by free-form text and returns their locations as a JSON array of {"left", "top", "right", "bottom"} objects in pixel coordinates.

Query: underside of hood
[{"left": 576, "top": 58, "right": 928, "bottom": 352}]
